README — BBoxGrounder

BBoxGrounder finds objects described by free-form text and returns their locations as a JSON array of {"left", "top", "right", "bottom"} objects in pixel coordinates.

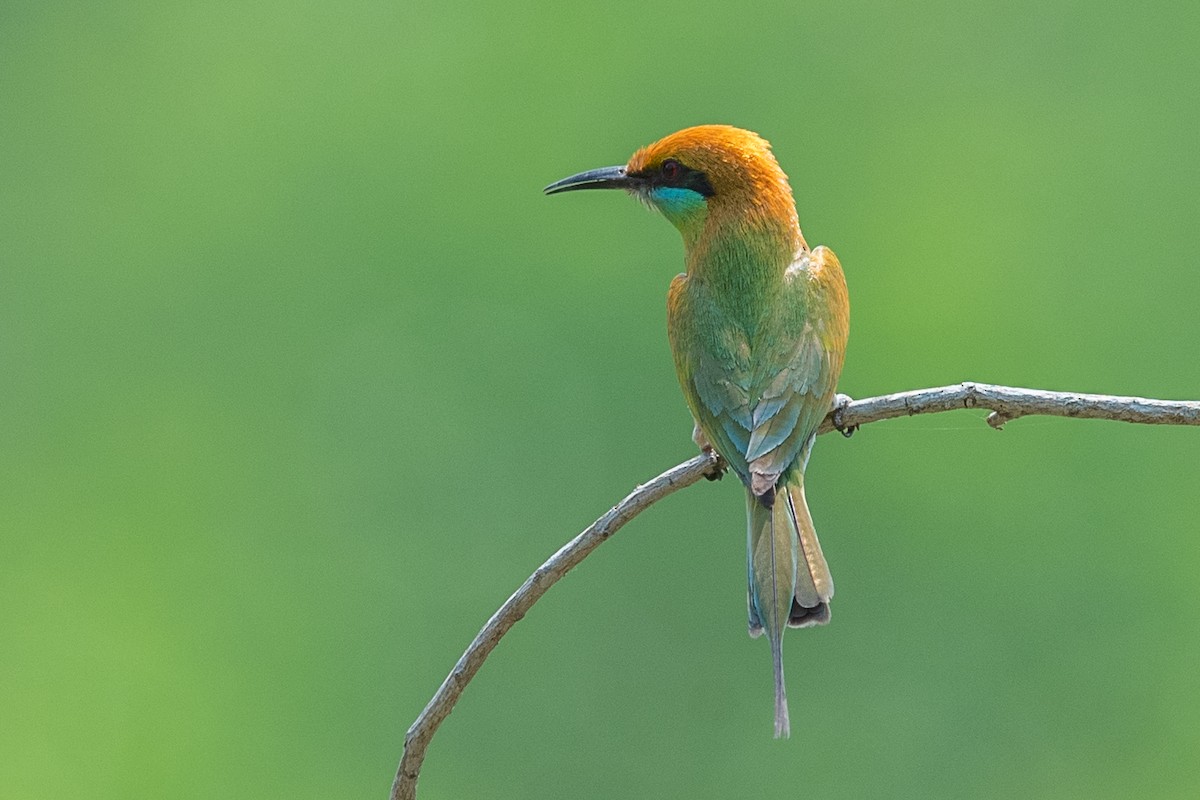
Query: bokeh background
[{"left": 4, "top": 1, "right": 1199, "bottom": 798}]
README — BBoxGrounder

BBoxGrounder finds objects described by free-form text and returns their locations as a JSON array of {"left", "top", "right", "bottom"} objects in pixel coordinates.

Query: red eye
[{"left": 661, "top": 159, "right": 681, "bottom": 180}]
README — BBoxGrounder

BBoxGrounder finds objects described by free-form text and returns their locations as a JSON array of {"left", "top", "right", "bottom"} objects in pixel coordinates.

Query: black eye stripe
[{"left": 630, "top": 161, "right": 716, "bottom": 198}]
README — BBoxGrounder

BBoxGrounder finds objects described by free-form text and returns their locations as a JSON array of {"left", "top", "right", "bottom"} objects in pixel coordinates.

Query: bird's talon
[
  {"left": 703, "top": 453, "right": 727, "bottom": 481},
  {"left": 832, "top": 393, "right": 857, "bottom": 437}
]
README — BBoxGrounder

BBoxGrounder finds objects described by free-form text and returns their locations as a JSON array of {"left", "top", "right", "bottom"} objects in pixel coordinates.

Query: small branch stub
[{"left": 390, "top": 382, "right": 1199, "bottom": 800}]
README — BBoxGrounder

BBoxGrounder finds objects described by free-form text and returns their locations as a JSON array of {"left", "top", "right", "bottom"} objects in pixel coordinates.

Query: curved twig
[
  {"left": 390, "top": 451, "right": 723, "bottom": 800},
  {"left": 390, "top": 382, "right": 1199, "bottom": 800}
]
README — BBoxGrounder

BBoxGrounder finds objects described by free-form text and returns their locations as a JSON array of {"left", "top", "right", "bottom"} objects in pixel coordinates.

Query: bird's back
[{"left": 668, "top": 244, "right": 847, "bottom": 488}]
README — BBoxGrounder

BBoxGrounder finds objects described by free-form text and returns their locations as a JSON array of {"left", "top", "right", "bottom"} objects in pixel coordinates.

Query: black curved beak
[{"left": 543, "top": 165, "right": 634, "bottom": 195}]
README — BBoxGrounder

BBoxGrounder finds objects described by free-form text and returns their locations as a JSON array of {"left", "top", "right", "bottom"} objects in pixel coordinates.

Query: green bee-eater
[{"left": 545, "top": 125, "right": 849, "bottom": 737}]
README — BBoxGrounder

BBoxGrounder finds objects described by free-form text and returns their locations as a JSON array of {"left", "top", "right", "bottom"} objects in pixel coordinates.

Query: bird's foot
[
  {"left": 832, "top": 393, "right": 858, "bottom": 438},
  {"left": 702, "top": 451, "right": 727, "bottom": 481},
  {"left": 691, "top": 422, "right": 726, "bottom": 479}
]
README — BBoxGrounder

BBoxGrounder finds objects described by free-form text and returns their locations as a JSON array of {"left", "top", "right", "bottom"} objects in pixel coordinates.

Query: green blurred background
[{"left": 3, "top": 1, "right": 1199, "bottom": 797}]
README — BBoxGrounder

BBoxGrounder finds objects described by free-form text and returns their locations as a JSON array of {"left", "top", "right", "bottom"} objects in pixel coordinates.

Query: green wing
[{"left": 668, "top": 247, "right": 847, "bottom": 495}]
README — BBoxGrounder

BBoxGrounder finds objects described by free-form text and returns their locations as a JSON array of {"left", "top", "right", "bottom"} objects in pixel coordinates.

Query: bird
[{"left": 544, "top": 125, "right": 849, "bottom": 738}]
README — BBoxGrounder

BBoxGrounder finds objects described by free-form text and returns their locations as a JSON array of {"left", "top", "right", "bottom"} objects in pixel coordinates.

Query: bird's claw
[
  {"left": 832, "top": 393, "right": 858, "bottom": 438},
  {"left": 692, "top": 422, "right": 725, "bottom": 479},
  {"left": 702, "top": 449, "right": 727, "bottom": 481}
]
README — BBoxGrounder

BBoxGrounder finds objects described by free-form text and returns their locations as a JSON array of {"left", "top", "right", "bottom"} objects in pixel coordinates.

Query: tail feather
[
  {"left": 771, "top": 635, "right": 790, "bottom": 738},
  {"left": 785, "top": 483, "right": 833, "bottom": 628},
  {"left": 746, "top": 479, "right": 833, "bottom": 738}
]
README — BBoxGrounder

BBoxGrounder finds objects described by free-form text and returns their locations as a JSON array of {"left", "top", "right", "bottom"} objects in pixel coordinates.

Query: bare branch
[
  {"left": 819, "top": 382, "right": 1200, "bottom": 434},
  {"left": 390, "top": 383, "right": 1199, "bottom": 799},
  {"left": 390, "top": 450, "right": 723, "bottom": 800}
]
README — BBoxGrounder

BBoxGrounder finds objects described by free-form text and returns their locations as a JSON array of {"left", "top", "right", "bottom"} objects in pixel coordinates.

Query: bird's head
[{"left": 545, "top": 125, "right": 801, "bottom": 251}]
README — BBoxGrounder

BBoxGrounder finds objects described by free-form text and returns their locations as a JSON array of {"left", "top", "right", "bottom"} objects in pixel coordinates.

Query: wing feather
[{"left": 668, "top": 246, "right": 848, "bottom": 493}]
